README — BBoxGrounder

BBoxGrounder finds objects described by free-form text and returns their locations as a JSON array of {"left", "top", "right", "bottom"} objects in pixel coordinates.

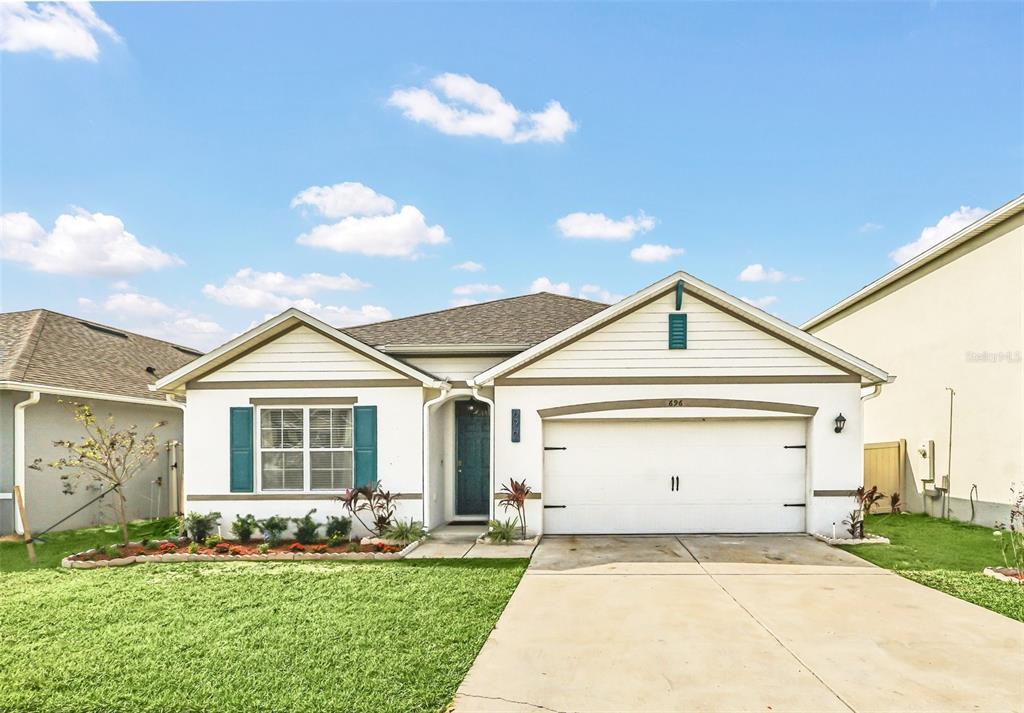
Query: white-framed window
[{"left": 258, "top": 406, "right": 353, "bottom": 492}]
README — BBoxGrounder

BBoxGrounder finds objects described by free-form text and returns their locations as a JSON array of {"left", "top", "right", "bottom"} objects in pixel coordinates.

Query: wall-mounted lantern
[{"left": 834, "top": 413, "right": 847, "bottom": 434}]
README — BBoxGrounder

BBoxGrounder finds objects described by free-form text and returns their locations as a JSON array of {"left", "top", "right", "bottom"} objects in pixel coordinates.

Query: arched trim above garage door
[{"left": 537, "top": 398, "right": 817, "bottom": 419}]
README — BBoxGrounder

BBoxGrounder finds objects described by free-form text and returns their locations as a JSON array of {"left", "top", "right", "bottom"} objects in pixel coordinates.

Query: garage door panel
[{"left": 543, "top": 418, "right": 806, "bottom": 534}]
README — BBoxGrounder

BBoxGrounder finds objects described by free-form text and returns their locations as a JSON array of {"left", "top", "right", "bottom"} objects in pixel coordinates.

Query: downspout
[
  {"left": 471, "top": 385, "right": 497, "bottom": 524},
  {"left": 163, "top": 394, "right": 186, "bottom": 518},
  {"left": 422, "top": 381, "right": 451, "bottom": 530},
  {"left": 13, "top": 391, "right": 41, "bottom": 535}
]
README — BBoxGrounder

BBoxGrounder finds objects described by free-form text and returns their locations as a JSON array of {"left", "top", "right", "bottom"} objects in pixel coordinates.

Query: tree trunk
[{"left": 116, "top": 489, "right": 129, "bottom": 545}]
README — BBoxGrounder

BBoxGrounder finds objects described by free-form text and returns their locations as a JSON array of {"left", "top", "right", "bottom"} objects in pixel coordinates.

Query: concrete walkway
[
  {"left": 406, "top": 524, "right": 537, "bottom": 559},
  {"left": 454, "top": 535, "right": 1024, "bottom": 713}
]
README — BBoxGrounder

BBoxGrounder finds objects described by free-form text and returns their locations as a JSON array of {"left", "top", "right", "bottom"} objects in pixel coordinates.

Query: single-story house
[
  {"left": 804, "top": 194, "right": 1023, "bottom": 527},
  {"left": 155, "top": 272, "right": 891, "bottom": 537},
  {"left": 0, "top": 309, "right": 200, "bottom": 535}
]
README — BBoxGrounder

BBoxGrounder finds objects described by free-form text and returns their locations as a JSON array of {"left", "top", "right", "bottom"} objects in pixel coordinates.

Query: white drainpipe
[
  {"left": 422, "top": 382, "right": 451, "bottom": 529},
  {"left": 13, "top": 391, "right": 41, "bottom": 534},
  {"left": 471, "top": 386, "right": 497, "bottom": 523}
]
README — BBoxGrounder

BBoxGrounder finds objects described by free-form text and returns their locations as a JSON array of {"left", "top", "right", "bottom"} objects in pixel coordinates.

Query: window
[{"left": 258, "top": 407, "right": 353, "bottom": 491}]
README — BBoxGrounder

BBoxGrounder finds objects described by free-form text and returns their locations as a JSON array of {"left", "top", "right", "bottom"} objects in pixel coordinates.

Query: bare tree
[{"left": 34, "top": 400, "right": 165, "bottom": 545}]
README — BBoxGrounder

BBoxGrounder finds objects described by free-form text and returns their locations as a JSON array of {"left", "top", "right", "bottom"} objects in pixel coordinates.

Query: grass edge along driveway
[{"left": 841, "top": 513, "right": 1023, "bottom": 622}]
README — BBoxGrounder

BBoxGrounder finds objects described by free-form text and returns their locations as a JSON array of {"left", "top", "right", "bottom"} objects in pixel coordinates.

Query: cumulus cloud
[
  {"left": 293, "top": 182, "right": 449, "bottom": 259},
  {"left": 630, "top": 243, "right": 684, "bottom": 263},
  {"left": 452, "top": 283, "right": 503, "bottom": 297},
  {"left": 388, "top": 73, "right": 576, "bottom": 144},
  {"left": 0, "top": 209, "right": 182, "bottom": 276},
  {"left": 889, "top": 206, "right": 988, "bottom": 264},
  {"left": 858, "top": 222, "right": 884, "bottom": 234},
  {"left": 556, "top": 211, "right": 655, "bottom": 241},
  {"left": 87, "top": 291, "right": 225, "bottom": 350},
  {"left": 529, "top": 276, "right": 572, "bottom": 296},
  {"left": 450, "top": 297, "right": 480, "bottom": 307},
  {"left": 529, "top": 277, "right": 621, "bottom": 303},
  {"left": 290, "top": 182, "right": 396, "bottom": 219},
  {"left": 738, "top": 264, "right": 791, "bottom": 283},
  {"left": 452, "top": 260, "right": 484, "bottom": 272},
  {"left": 579, "top": 284, "right": 624, "bottom": 303},
  {"left": 0, "top": 2, "right": 119, "bottom": 61},
  {"left": 741, "top": 295, "right": 779, "bottom": 309}
]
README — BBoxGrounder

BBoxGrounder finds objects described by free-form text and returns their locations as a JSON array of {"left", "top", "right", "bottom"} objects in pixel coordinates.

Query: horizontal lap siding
[
  {"left": 198, "top": 326, "right": 401, "bottom": 382},
  {"left": 514, "top": 291, "right": 846, "bottom": 378},
  {"left": 402, "top": 355, "right": 506, "bottom": 381}
]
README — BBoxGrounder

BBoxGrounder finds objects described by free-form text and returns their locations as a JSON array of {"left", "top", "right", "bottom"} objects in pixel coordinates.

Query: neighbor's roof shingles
[
  {"left": 0, "top": 309, "right": 203, "bottom": 402},
  {"left": 342, "top": 292, "right": 608, "bottom": 349}
]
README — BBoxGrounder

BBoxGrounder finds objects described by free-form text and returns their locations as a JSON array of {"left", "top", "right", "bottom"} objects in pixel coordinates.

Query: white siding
[
  {"left": 197, "top": 326, "right": 403, "bottom": 382},
  {"left": 402, "top": 355, "right": 506, "bottom": 381},
  {"left": 513, "top": 290, "right": 846, "bottom": 379}
]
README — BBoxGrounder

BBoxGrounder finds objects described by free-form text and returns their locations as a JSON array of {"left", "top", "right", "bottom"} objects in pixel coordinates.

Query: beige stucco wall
[{"left": 811, "top": 215, "right": 1023, "bottom": 525}]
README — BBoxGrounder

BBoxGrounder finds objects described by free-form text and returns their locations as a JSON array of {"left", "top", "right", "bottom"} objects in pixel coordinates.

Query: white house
[
  {"left": 155, "top": 272, "right": 891, "bottom": 538},
  {"left": 805, "top": 194, "right": 1023, "bottom": 526}
]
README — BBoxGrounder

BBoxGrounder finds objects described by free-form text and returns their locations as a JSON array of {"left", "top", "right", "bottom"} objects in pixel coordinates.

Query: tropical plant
[
  {"left": 325, "top": 515, "right": 352, "bottom": 541},
  {"left": 339, "top": 483, "right": 399, "bottom": 536},
  {"left": 498, "top": 478, "right": 533, "bottom": 539},
  {"left": 187, "top": 542, "right": 199, "bottom": 554},
  {"left": 384, "top": 519, "right": 425, "bottom": 543},
  {"left": 231, "top": 514, "right": 259, "bottom": 543},
  {"left": 204, "top": 535, "right": 222, "bottom": 548},
  {"left": 889, "top": 492, "right": 902, "bottom": 514},
  {"left": 857, "top": 485, "right": 885, "bottom": 515},
  {"left": 183, "top": 511, "right": 222, "bottom": 543},
  {"left": 259, "top": 515, "right": 289, "bottom": 545},
  {"left": 843, "top": 510, "right": 863, "bottom": 539},
  {"left": 31, "top": 400, "right": 166, "bottom": 545},
  {"left": 291, "top": 509, "right": 321, "bottom": 545},
  {"left": 485, "top": 519, "right": 518, "bottom": 544},
  {"left": 999, "top": 483, "right": 1024, "bottom": 574}
]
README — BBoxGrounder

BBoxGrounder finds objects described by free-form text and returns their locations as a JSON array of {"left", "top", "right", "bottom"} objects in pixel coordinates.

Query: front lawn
[
  {"left": 0, "top": 559, "right": 527, "bottom": 713},
  {"left": 841, "top": 513, "right": 1022, "bottom": 622}
]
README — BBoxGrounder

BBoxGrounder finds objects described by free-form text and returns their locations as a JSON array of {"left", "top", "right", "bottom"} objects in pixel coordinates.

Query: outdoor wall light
[{"left": 834, "top": 413, "right": 847, "bottom": 434}]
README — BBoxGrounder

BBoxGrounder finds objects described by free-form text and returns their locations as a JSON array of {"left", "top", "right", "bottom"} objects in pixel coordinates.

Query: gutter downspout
[
  {"left": 861, "top": 375, "right": 896, "bottom": 402},
  {"left": 471, "top": 385, "right": 497, "bottom": 524},
  {"left": 422, "top": 382, "right": 452, "bottom": 530},
  {"left": 13, "top": 391, "right": 41, "bottom": 535},
  {"left": 162, "top": 394, "right": 186, "bottom": 518}
]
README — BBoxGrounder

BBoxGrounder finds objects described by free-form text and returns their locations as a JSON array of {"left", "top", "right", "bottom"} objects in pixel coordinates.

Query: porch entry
[{"left": 455, "top": 400, "right": 490, "bottom": 516}]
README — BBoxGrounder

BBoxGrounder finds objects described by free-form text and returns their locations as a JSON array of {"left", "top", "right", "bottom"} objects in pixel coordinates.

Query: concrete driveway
[{"left": 453, "top": 535, "right": 1024, "bottom": 713}]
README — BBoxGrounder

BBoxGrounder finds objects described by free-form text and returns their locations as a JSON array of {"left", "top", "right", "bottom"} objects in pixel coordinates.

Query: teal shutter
[
  {"left": 353, "top": 405, "right": 378, "bottom": 488},
  {"left": 229, "top": 407, "right": 254, "bottom": 492},
  {"left": 668, "top": 313, "right": 688, "bottom": 349}
]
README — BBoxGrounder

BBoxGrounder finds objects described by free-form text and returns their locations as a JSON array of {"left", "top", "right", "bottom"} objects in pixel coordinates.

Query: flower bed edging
[
  {"left": 983, "top": 567, "right": 1023, "bottom": 584},
  {"left": 61, "top": 538, "right": 424, "bottom": 569},
  {"left": 812, "top": 533, "right": 890, "bottom": 546},
  {"left": 474, "top": 533, "right": 541, "bottom": 546}
]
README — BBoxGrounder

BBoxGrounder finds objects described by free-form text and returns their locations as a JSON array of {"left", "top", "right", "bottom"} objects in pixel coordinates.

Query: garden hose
[{"left": 969, "top": 484, "right": 978, "bottom": 522}]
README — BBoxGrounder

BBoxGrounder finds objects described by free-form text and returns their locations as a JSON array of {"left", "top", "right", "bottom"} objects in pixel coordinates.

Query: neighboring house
[
  {"left": 155, "top": 272, "right": 891, "bottom": 538},
  {"left": 0, "top": 310, "right": 200, "bottom": 535},
  {"left": 804, "top": 194, "right": 1023, "bottom": 527}
]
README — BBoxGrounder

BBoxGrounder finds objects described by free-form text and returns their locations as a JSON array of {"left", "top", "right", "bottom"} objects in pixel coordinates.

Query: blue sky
[{"left": 2, "top": 1, "right": 1021, "bottom": 349}]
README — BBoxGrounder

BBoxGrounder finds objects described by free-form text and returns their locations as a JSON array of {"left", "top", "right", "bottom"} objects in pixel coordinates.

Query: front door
[{"left": 455, "top": 400, "right": 490, "bottom": 516}]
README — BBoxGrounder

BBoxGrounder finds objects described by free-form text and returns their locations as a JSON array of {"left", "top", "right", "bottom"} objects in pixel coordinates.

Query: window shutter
[
  {"left": 353, "top": 405, "right": 378, "bottom": 488},
  {"left": 668, "top": 313, "right": 688, "bottom": 349},
  {"left": 229, "top": 407, "right": 254, "bottom": 492}
]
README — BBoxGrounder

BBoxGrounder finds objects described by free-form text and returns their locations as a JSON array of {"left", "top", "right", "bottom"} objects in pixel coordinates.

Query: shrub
[
  {"left": 486, "top": 519, "right": 518, "bottom": 544},
  {"left": 213, "top": 541, "right": 231, "bottom": 554},
  {"left": 259, "top": 516, "right": 289, "bottom": 545},
  {"left": 347, "top": 542, "right": 359, "bottom": 553},
  {"left": 498, "top": 478, "right": 533, "bottom": 539},
  {"left": 291, "top": 509, "right": 321, "bottom": 545},
  {"left": 338, "top": 483, "right": 398, "bottom": 536},
  {"left": 289, "top": 542, "right": 306, "bottom": 553},
  {"left": 229, "top": 545, "right": 245, "bottom": 556},
  {"left": 384, "top": 519, "right": 425, "bottom": 543},
  {"left": 325, "top": 515, "right": 352, "bottom": 540},
  {"left": 256, "top": 543, "right": 270, "bottom": 555},
  {"left": 231, "top": 514, "right": 259, "bottom": 543},
  {"left": 140, "top": 538, "right": 151, "bottom": 549},
  {"left": 327, "top": 533, "right": 347, "bottom": 547},
  {"left": 204, "top": 535, "right": 222, "bottom": 548},
  {"left": 183, "top": 511, "right": 221, "bottom": 543},
  {"left": 158, "top": 542, "right": 177, "bottom": 553},
  {"left": 187, "top": 542, "right": 199, "bottom": 554}
]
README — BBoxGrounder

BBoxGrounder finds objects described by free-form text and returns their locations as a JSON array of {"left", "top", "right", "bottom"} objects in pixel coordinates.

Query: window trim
[{"left": 256, "top": 404, "right": 354, "bottom": 493}]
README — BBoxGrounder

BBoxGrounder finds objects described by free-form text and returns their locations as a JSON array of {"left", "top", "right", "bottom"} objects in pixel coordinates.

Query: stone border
[
  {"left": 475, "top": 533, "right": 541, "bottom": 546},
  {"left": 62, "top": 538, "right": 423, "bottom": 569},
  {"left": 983, "top": 567, "right": 1023, "bottom": 585},
  {"left": 813, "top": 533, "right": 890, "bottom": 546}
]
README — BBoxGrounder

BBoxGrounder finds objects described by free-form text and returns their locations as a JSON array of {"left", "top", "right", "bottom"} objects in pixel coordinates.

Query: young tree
[{"left": 33, "top": 400, "right": 165, "bottom": 545}]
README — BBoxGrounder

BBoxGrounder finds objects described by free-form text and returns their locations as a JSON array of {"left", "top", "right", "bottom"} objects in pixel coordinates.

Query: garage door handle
[
  {"left": 783, "top": 503, "right": 806, "bottom": 507},
  {"left": 544, "top": 446, "right": 567, "bottom": 451},
  {"left": 544, "top": 505, "right": 567, "bottom": 509},
  {"left": 784, "top": 445, "right": 806, "bottom": 449}
]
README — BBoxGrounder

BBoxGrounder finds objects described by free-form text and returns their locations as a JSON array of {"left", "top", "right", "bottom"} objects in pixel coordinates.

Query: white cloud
[
  {"left": 738, "top": 264, "right": 789, "bottom": 283},
  {"left": 450, "top": 297, "right": 479, "bottom": 307},
  {"left": 452, "top": 260, "right": 484, "bottom": 272},
  {"left": 0, "top": 2, "right": 119, "bottom": 61},
  {"left": 452, "top": 283, "right": 503, "bottom": 297},
  {"left": 273, "top": 303, "right": 391, "bottom": 326},
  {"left": 90, "top": 291, "right": 225, "bottom": 350},
  {"left": 529, "top": 276, "right": 572, "bottom": 296},
  {"left": 556, "top": 211, "right": 655, "bottom": 241},
  {"left": 630, "top": 243, "right": 684, "bottom": 263},
  {"left": 858, "top": 222, "right": 884, "bottom": 234},
  {"left": 103, "top": 292, "right": 176, "bottom": 318},
  {"left": 741, "top": 295, "right": 779, "bottom": 309},
  {"left": 889, "top": 206, "right": 988, "bottom": 264},
  {"left": 290, "top": 182, "right": 396, "bottom": 219},
  {"left": 388, "top": 73, "right": 576, "bottom": 144},
  {"left": 579, "top": 284, "right": 624, "bottom": 303},
  {"left": 0, "top": 209, "right": 182, "bottom": 276}
]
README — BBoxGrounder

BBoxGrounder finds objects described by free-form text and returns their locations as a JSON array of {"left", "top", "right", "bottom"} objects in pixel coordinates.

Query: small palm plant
[{"left": 497, "top": 478, "right": 533, "bottom": 540}]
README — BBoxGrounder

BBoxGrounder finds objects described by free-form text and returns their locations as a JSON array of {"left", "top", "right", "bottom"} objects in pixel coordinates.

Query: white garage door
[{"left": 543, "top": 418, "right": 807, "bottom": 534}]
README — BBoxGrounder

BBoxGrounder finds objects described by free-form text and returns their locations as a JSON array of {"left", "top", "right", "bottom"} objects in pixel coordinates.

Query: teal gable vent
[{"left": 668, "top": 313, "right": 688, "bottom": 349}]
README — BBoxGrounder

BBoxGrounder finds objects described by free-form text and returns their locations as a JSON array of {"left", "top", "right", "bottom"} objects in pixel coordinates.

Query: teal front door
[{"left": 455, "top": 400, "right": 490, "bottom": 516}]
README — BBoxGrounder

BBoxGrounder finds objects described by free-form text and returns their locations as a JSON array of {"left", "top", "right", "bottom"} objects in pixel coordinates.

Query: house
[
  {"left": 804, "top": 195, "right": 1023, "bottom": 527},
  {"left": 155, "top": 272, "right": 891, "bottom": 537},
  {"left": 0, "top": 309, "right": 200, "bottom": 535}
]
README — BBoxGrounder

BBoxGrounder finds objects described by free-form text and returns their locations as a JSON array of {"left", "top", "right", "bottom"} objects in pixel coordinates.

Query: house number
[{"left": 666, "top": 399, "right": 686, "bottom": 407}]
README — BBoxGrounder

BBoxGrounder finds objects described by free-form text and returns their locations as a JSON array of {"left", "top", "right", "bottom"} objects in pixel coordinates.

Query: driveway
[{"left": 453, "top": 535, "right": 1024, "bottom": 713}]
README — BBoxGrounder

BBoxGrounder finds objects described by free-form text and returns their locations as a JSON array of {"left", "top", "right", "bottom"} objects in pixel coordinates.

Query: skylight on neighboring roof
[
  {"left": 174, "top": 345, "right": 203, "bottom": 357},
  {"left": 80, "top": 321, "right": 128, "bottom": 339}
]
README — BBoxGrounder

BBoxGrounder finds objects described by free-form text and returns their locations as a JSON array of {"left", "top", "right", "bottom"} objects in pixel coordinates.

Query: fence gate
[{"left": 864, "top": 440, "right": 905, "bottom": 511}]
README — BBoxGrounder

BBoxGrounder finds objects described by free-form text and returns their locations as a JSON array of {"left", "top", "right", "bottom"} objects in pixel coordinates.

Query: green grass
[
  {"left": 840, "top": 513, "right": 1023, "bottom": 622},
  {"left": 0, "top": 517, "right": 180, "bottom": 571},
  {"left": 0, "top": 559, "right": 527, "bottom": 713}
]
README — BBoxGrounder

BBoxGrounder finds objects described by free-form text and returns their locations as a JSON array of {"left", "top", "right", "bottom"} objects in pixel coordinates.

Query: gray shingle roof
[
  {"left": 0, "top": 309, "right": 203, "bottom": 402},
  {"left": 342, "top": 292, "right": 608, "bottom": 349}
]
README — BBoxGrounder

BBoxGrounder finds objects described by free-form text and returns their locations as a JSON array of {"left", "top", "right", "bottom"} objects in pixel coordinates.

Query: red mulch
[{"left": 69, "top": 539, "right": 403, "bottom": 562}]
